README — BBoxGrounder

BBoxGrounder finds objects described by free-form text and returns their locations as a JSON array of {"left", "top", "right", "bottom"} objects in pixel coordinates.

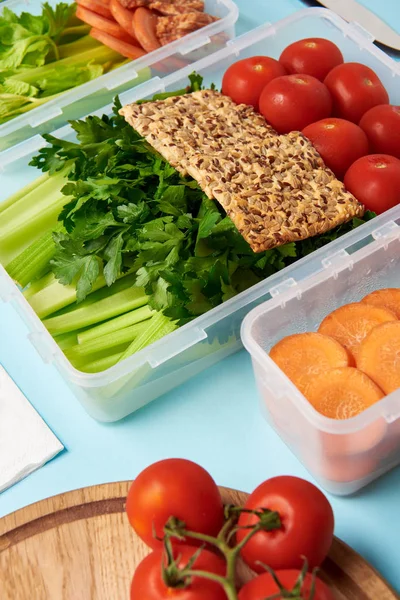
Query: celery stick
[
  {"left": 0, "top": 171, "right": 66, "bottom": 230},
  {"left": 54, "top": 331, "right": 78, "bottom": 351},
  {"left": 28, "top": 274, "right": 107, "bottom": 319},
  {"left": 0, "top": 194, "right": 70, "bottom": 266},
  {"left": 68, "top": 320, "right": 148, "bottom": 359},
  {"left": 11, "top": 47, "right": 121, "bottom": 84},
  {"left": 57, "top": 35, "right": 101, "bottom": 59},
  {"left": 23, "top": 272, "right": 55, "bottom": 300},
  {"left": 78, "top": 305, "right": 154, "bottom": 344},
  {"left": 43, "top": 287, "right": 148, "bottom": 335},
  {"left": 5, "top": 223, "right": 64, "bottom": 287},
  {"left": 119, "top": 313, "right": 178, "bottom": 361},
  {"left": 0, "top": 173, "right": 50, "bottom": 215},
  {"left": 81, "top": 351, "right": 124, "bottom": 373}
]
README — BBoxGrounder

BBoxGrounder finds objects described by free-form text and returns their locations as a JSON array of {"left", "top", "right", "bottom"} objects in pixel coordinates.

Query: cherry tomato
[
  {"left": 130, "top": 545, "right": 227, "bottom": 600},
  {"left": 359, "top": 104, "right": 400, "bottom": 159},
  {"left": 302, "top": 118, "right": 369, "bottom": 179},
  {"left": 324, "top": 62, "right": 389, "bottom": 123},
  {"left": 259, "top": 74, "right": 332, "bottom": 133},
  {"left": 344, "top": 154, "right": 400, "bottom": 214},
  {"left": 126, "top": 459, "right": 224, "bottom": 549},
  {"left": 279, "top": 37, "right": 343, "bottom": 81},
  {"left": 222, "top": 57, "right": 287, "bottom": 110},
  {"left": 236, "top": 476, "right": 334, "bottom": 573},
  {"left": 238, "top": 570, "right": 335, "bottom": 600}
]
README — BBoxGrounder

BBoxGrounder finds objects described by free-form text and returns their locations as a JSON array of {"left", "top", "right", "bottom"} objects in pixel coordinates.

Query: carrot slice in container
[
  {"left": 133, "top": 7, "right": 161, "bottom": 52},
  {"left": 90, "top": 27, "right": 146, "bottom": 59},
  {"left": 357, "top": 320, "right": 400, "bottom": 395},
  {"left": 110, "top": 0, "right": 140, "bottom": 45},
  {"left": 318, "top": 302, "right": 397, "bottom": 361},
  {"left": 269, "top": 332, "right": 351, "bottom": 397},
  {"left": 361, "top": 288, "right": 400, "bottom": 318},
  {"left": 305, "top": 367, "right": 384, "bottom": 419},
  {"left": 76, "top": 5, "right": 135, "bottom": 43},
  {"left": 76, "top": 0, "right": 113, "bottom": 19}
]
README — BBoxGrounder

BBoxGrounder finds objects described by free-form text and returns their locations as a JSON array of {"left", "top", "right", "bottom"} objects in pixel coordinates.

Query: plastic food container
[
  {"left": 0, "top": 0, "right": 238, "bottom": 153},
  {"left": 241, "top": 206, "right": 400, "bottom": 495},
  {"left": 1, "top": 8, "right": 400, "bottom": 423}
]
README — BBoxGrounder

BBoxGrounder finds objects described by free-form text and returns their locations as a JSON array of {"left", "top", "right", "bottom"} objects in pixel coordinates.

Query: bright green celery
[
  {"left": 57, "top": 35, "right": 101, "bottom": 59},
  {"left": 6, "top": 223, "right": 64, "bottom": 287},
  {"left": 23, "top": 272, "right": 55, "bottom": 300},
  {"left": 0, "top": 173, "right": 50, "bottom": 216},
  {"left": 27, "top": 271, "right": 137, "bottom": 320},
  {"left": 54, "top": 331, "right": 78, "bottom": 350},
  {"left": 78, "top": 305, "right": 154, "bottom": 345},
  {"left": 119, "top": 313, "right": 178, "bottom": 361},
  {"left": 10, "top": 46, "right": 122, "bottom": 86},
  {"left": 82, "top": 351, "right": 125, "bottom": 374},
  {"left": 67, "top": 320, "right": 149, "bottom": 360},
  {"left": 0, "top": 172, "right": 69, "bottom": 265},
  {"left": 43, "top": 287, "right": 149, "bottom": 335}
]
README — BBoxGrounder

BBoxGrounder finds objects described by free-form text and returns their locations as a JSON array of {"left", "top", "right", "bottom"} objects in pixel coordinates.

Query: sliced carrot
[
  {"left": 76, "top": 5, "right": 135, "bottom": 43},
  {"left": 109, "top": 0, "right": 140, "bottom": 45},
  {"left": 357, "top": 320, "right": 400, "bottom": 395},
  {"left": 318, "top": 302, "right": 397, "bottom": 361},
  {"left": 269, "top": 332, "right": 351, "bottom": 397},
  {"left": 90, "top": 27, "right": 146, "bottom": 59},
  {"left": 361, "top": 288, "right": 400, "bottom": 318},
  {"left": 320, "top": 418, "right": 387, "bottom": 457},
  {"left": 304, "top": 367, "right": 384, "bottom": 419},
  {"left": 76, "top": 0, "right": 113, "bottom": 19},
  {"left": 133, "top": 7, "right": 161, "bottom": 52}
]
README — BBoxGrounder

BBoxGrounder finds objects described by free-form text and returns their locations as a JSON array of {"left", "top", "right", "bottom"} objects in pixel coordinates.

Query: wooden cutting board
[{"left": 0, "top": 482, "right": 398, "bottom": 600}]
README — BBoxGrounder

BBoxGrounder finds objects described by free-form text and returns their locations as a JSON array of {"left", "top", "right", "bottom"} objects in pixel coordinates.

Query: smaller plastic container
[
  {"left": 0, "top": 0, "right": 238, "bottom": 153},
  {"left": 241, "top": 206, "right": 400, "bottom": 495}
]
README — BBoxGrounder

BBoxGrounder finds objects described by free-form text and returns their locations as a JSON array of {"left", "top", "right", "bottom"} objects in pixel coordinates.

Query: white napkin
[{"left": 0, "top": 365, "right": 63, "bottom": 493}]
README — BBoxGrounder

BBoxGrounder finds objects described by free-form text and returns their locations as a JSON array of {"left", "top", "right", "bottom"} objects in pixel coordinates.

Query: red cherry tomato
[
  {"left": 236, "top": 476, "right": 334, "bottom": 573},
  {"left": 238, "top": 570, "right": 336, "bottom": 600},
  {"left": 359, "top": 104, "right": 400, "bottom": 159},
  {"left": 302, "top": 118, "right": 369, "bottom": 179},
  {"left": 259, "top": 74, "right": 332, "bottom": 133},
  {"left": 324, "top": 62, "right": 389, "bottom": 123},
  {"left": 279, "top": 37, "right": 343, "bottom": 81},
  {"left": 344, "top": 154, "right": 400, "bottom": 214},
  {"left": 126, "top": 459, "right": 224, "bottom": 549},
  {"left": 130, "top": 546, "right": 227, "bottom": 600},
  {"left": 222, "top": 56, "right": 287, "bottom": 110}
]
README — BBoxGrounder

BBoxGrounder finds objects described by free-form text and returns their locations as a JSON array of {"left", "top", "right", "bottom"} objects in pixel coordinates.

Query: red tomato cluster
[
  {"left": 127, "top": 458, "right": 335, "bottom": 600},
  {"left": 222, "top": 38, "right": 400, "bottom": 215}
]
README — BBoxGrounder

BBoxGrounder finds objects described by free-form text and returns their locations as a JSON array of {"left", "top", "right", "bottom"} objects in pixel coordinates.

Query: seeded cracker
[{"left": 120, "top": 90, "right": 364, "bottom": 252}]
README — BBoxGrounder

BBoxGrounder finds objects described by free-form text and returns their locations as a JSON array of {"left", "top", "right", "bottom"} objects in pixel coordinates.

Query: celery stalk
[
  {"left": 23, "top": 272, "right": 55, "bottom": 300},
  {"left": 43, "top": 287, "right": 148, "bottom": 335},
  {"left": 0, "top": 173, "right": 50, "bottom": 215},
  {"left": 78, "top": 305, "right": 154, "bottom": 344},
  {"left": 5, "top": 223, "right": 64, "bottom": 287},
  {"left": 119, "top": 313, "right": 178, "bottom": 361},
  {"left": 54, "top": 331, "right": 78, "bottom": 350},
  {"left": 57, "top": 35, "right": 102, "bottom": 59},
  {"left": 28, "top": 274, "right": 107, "bottom": 319},
  {"left": 67, "top": 320, "right": 148, "bottom": 360},
  {"left": 81, "top": 351, "right": 124, "bottom": 373}
]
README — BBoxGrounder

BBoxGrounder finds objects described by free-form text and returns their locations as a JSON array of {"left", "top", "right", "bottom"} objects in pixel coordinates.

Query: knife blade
[{"left": 317, "top": 0, "right": 400, "bottom": 51}]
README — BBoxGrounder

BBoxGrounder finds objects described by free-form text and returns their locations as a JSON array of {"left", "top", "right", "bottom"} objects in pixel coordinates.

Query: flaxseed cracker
[{"left": 120, "top": 90, "right": 364, "bottom": 252}]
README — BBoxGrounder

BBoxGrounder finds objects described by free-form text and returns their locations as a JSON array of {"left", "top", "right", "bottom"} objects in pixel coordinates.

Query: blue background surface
[{"left": 1, "top": 0, "right": 400, "bottom": 592}]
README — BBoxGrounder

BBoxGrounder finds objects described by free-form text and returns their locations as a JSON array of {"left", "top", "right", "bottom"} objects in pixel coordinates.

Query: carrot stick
[
  {"left": 90, "top": 28, "right": 146, "bottom": 59},
  {"left": 318, "top": 302, "right": 397, "bottom": 361},
  {"left": 304, "top": 367, "right": 384, "bottom": 419},
  {"left": 361, "top": 288, "right": 400, "bottom": 318},
  {"left": 357, "top": 321, "right": 400, "bottom": 395},
  {"left": 133, "top": 7, "right": 161, "bottom": 52},
  {"left": 269, "top": 332, "right": 351, "bottom": 396}
]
